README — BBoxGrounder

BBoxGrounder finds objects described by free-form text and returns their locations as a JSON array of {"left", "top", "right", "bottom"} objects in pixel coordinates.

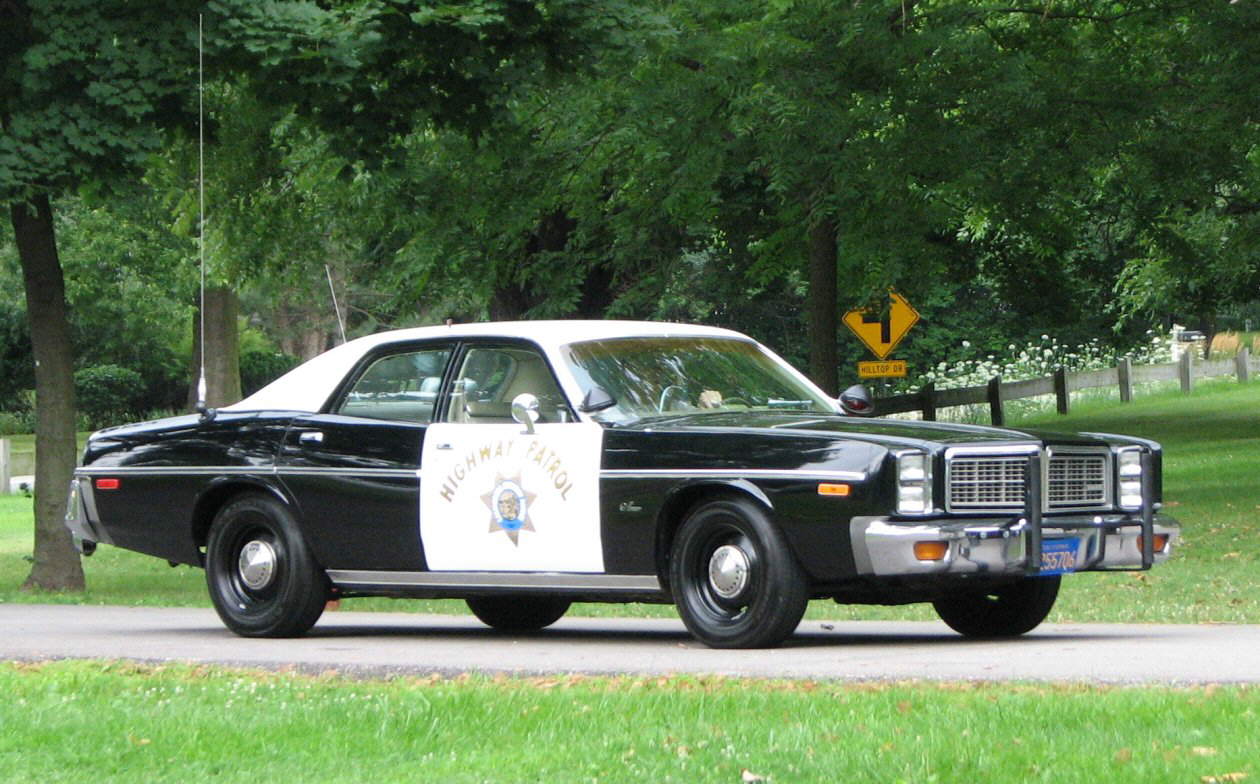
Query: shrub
[
  {"left": 75, "top": 364, "right": 146, "bottom": 429},
  {"left": 240, "top": 350, "right": 300, "bottom": 396},
  {"left": 0, "top": 410, "right": 34, "bottom": 436}
]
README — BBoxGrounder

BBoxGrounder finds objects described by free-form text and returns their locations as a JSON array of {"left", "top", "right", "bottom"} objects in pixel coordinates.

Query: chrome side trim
[
  {"left": 278, "top": 467, "right": 420, "bottom": 479},
  {"left": 75, "top": 465, "right": 421, "bottom": 480},
  {"left": 327, "top": 570, "right": 662, "bottom": 591},
  {"left": 600, "top": 468, "right": 866, "bottom": 482},
  {"left": 76, "top": 466, "right": 277, "bottom": 476}
]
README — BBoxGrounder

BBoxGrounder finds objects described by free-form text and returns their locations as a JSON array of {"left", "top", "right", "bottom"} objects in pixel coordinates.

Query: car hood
[{"left": 622, "top": 411, "right": 1115, "bottom": 448}]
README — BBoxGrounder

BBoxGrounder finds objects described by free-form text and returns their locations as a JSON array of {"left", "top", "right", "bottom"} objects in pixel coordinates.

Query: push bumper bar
[{"left": 851, "top": 451, "right": 1179, "bottom": 578}]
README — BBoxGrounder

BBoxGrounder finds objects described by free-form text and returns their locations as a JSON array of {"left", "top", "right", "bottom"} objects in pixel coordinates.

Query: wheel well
[
  {"left": 654, "top": 482, "right": 772, "bottom": 594},
  {"left": 191, "top": 481, "right": 290, "bottom": 560}
]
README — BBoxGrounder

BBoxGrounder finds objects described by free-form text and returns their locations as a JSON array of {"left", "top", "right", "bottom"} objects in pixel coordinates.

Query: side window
[
  {"left": 446, "top": 346, "right": 570, "bottom": 424},
  {"left": 337, "top": 347, "right": 451, "bottom": 423}
]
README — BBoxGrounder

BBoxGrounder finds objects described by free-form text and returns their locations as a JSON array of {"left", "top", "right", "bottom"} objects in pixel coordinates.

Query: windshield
[{"left": 563, "top": 336, "right": 835, "bottom": 425}]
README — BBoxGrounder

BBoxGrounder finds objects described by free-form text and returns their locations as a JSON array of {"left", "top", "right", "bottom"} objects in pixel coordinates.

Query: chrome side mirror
[
  {"left": 511, "top": 393, "right": 542, "bottom": 434},
  {"left": 838, "top": 384, "right": 875, "bottom": 417}
]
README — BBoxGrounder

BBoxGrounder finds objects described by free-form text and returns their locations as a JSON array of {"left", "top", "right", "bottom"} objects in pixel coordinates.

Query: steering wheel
[{"left": 658, "top": 384, "right": 688, "bottom": 412}]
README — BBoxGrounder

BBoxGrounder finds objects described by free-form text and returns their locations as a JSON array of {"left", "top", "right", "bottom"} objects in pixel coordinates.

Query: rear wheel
[
  {"left": 466, "top": 596, "right": 571, "bottom": 631},
  {"left": 669, "top": 496, "right": 808, "bottom": 649},
  {"left": 932, "top": 576, "right": 1061, "bottom": 638},
  {"left": 205, "top": 493, "right": 328, "bottom": 638}
]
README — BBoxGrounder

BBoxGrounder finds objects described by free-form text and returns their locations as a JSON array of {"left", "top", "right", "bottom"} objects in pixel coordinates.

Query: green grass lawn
[
  {"left": 3, "top": 379, "right": 1258, "bottom": 624},
  {"left": 1, "top": 660, "right": 1255, "bottom": 784}
]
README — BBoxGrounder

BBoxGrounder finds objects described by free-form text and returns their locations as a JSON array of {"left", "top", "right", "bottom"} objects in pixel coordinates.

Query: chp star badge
[{"left": 482, "top": 474, "right": 537, "bottom": 545}]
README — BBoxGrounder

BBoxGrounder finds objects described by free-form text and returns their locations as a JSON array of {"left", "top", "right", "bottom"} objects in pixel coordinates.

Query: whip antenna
[
  {"left": 326, "top": 264, "right": 347, "bottom": 345},
  {"left": 196, "top": 14, "right": 209, "bottom": 415}
]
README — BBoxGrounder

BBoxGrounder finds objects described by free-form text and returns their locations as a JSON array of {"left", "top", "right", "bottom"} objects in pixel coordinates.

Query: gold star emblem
[{"left": 481, "top": 473, "right": 537, "bottom": 546}]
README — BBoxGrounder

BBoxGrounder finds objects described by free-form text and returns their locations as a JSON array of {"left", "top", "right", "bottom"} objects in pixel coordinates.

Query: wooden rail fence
[{"left": 875, "top": 347, "right": 1257, "bottom": 425}]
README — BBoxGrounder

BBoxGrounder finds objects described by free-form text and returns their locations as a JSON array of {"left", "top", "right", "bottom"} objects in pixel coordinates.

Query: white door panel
[{"left": 420, "top": 422, "right": 604, "bottom": 572}]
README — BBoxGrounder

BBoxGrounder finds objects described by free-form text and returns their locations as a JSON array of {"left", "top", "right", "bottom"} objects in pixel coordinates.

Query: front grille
[
  {"left": 947, "top": 451, "right": 1110, "bottom": 512},
  {"left": 1046, "top": 454, "right": 1107, "bottom": 508},
  {"left": 948, "top": 457, "right": 1027, "bottom": 508}
]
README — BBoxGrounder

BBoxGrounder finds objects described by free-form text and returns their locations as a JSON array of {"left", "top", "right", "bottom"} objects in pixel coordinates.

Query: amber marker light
[
  {"left": 1138, "top": 534, "right": 1170, "bottom": 553},
  {"left": 817, "top": 483, "right": 851, "bottom": 497},
  {"left": 913, "top": 541, "right": 949, "bottom": 561}
]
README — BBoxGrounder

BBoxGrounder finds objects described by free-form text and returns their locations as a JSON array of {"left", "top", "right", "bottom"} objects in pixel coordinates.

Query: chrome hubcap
[
  {"left": 707, "top": 544, "right": 750, "bottom": 599},
  {"left": 238, "top": 539, "right": 277, "bottom": 591}
]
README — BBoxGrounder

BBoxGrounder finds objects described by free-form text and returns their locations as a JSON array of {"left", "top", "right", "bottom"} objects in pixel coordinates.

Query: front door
[{"left": 419, "top": 344, "right": 604, "bottom": 573}]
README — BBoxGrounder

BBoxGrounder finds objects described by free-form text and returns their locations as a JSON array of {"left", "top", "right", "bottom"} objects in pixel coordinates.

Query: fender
[{"left": 190, "top": 474, "right": 296, "bottom": 561}]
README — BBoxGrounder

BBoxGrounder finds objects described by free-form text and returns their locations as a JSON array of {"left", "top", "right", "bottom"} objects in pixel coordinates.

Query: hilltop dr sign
[{"left": 843, "top": 291, "right": 920, "bottom": 360}]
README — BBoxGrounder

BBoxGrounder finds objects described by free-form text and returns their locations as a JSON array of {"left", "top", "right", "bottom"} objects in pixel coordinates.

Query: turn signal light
[
  {"left": 817, "top": 483, "right": 851, "bottom": 497},
  {"left": 913, "top": 541, "right": 949, "bottom": 561},
  {"left": 1138, "top": 534, "right": 1169, "bottom": 553}
]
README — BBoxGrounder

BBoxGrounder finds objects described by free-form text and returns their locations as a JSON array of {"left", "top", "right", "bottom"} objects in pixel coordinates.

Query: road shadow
[{"left": 157, "top": 618, "right": 1132, "bottom": 649}]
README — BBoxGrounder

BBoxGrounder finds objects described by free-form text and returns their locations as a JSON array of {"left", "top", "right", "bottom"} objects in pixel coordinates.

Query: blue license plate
[{"left": 1039, "top": 538, "right": 1079, "bottom": 576}]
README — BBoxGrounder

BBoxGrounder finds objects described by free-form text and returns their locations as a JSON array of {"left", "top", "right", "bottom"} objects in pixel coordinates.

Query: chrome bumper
[
  {"left": 64, "top": 477, "right": 110, "bottom": 555},
  {"left": 849, "top": 511, "right": 1180, "bottom": 577}
]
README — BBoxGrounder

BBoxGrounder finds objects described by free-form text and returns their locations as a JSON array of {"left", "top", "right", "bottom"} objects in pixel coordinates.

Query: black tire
[
  {"left": 932, "top": 576, "right": 1061, "bottom": 638},
  {"left": 205, "top": 493, "right": 329, "bottom": 638},
  {"left": 669, "top": 496, "right": 809, "bottom": 649},
  {"left": 466, "top": 596, "right": 571, "bottom": 632}
]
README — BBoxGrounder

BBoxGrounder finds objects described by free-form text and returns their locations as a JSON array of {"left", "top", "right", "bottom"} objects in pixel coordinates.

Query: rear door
[{"left": 278, "top": 343, "right": 453, "bottom": 570}]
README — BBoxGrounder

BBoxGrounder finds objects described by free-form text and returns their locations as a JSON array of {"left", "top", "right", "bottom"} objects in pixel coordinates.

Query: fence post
[
  {"left": 1118, "top": 356, "right": 1133, "bottom": 403},
  {"left": 920, "top": 382, "right": 937, "bottom": 422},
  {"left": 1237, "top": 347, "right": 1251, "bottom": 383},
  {"left": 987, "top": 376, "right": 1004, "bottom": 426},
  {"left": 1179, "top": 351, "right": 1193, "bottom": 393},
  {"left": 0, "top": 438, "right": 9, "bottom": 496},
  {"left": 1054, "top": 367, "right": 1069, "bottom": 415}
]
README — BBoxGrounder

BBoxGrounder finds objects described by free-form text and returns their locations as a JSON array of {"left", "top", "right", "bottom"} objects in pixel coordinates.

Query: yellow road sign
[
  {"left": 858, "top": 360, "right": 907, "bottom": 378},
  {"left": 843, "top": 292, "right": 920, "bottom": 360}
]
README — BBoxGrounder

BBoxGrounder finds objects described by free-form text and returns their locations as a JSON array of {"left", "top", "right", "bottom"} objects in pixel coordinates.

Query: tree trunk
[
  {"left": 10, "top": 194, "right": 85, "bottom": 592},
  {"left": 807, "top": 217, "right": 839, "bottom": 396},
  {"left": 188, "top": 285, "right": 242, "bottom": 409}
]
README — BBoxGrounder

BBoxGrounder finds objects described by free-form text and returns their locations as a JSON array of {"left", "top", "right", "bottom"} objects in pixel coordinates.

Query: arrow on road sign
[{"left": 843, "top": 292, "right": 920, "bottom": 360}]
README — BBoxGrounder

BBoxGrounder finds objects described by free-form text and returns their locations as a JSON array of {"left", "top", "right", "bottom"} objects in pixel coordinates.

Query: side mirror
[
  {"left": 579, "top": 386, "right": 616, "bottom": 413},
  {"left": 838, "top": 384, "right": 875, "bottom": 417},
  {"left": 511, "top": 393, "right": 542, "bottom": 434}
]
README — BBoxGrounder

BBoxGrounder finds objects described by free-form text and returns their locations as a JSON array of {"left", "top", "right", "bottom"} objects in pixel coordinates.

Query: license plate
[{"left": 1039, "top": 538, "right": 1079, "bottom": 576}]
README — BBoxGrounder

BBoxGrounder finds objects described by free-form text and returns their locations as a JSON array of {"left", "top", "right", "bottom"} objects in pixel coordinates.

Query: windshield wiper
[{"left": 767, "top": 399, "right": 815, "bottom": 409}]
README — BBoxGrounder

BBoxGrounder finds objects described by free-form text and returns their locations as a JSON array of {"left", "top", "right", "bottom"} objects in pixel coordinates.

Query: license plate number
[{"left": 1039, "top": 539, "right": 1079, "bottom": 576}]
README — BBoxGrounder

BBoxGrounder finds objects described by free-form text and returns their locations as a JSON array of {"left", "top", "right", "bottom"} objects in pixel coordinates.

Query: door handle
[
  {"left": 435, "top": 442, "right": 453, "bottom": 450},
  {"left": 299, "top": 431, "right": 325, "bottom": 445}
]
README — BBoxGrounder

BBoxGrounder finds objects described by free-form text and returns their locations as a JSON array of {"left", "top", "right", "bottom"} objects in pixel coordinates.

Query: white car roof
[{"left": 224, "top": 320, "right": 752, "bottom": 413}]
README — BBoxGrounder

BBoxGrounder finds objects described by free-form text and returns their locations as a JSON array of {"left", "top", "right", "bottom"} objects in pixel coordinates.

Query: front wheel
[
  {"left": 932, "top": 576, "right": 1061, "bottom": 638},
  {"left": 205, "top": 493, "right": 329, "bottom": 638},
  {"left": 669, "top": 496, "right": 808, "bottom": 649},
  {"left": 466, "top": 596, "right": 571, "bottom": 632}
]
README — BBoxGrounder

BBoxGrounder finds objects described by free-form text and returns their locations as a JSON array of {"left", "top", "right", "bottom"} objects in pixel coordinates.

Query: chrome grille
[
  {"left": 947, "top": 450, "right": 1111, "bottom": 512},
  {"left": 948, "top": 456, "right": 1027, "bottom": 508},
  {"left": 1047, "top": 454, "right": 1107, "bottom": 508}
]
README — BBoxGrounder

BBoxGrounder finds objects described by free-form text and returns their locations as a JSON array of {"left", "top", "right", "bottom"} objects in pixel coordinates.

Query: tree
[{"left": 1, "top": 0, "right": 629, "bottom": 591}]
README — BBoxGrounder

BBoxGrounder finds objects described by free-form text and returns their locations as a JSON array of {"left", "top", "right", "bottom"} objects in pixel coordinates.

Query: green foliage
[
  {"left": 240, "top": 349, "right": 299, "bottom": 396},
  {"left": 74, "top": 365, "right": 146, "bottom": 429}
]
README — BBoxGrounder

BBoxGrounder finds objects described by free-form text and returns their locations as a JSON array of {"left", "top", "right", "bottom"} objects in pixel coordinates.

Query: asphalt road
[{"left": 4, "top": 604, "right": 1258, "bottom": 684}]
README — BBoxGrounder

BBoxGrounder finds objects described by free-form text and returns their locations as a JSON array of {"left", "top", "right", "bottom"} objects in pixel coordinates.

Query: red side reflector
[{"left": 95, "top": 478, "right": 120, "bottom": 491}]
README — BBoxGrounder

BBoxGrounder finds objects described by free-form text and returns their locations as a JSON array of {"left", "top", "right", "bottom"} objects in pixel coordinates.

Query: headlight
[
  {"left": 1117, "top": 448, "right": 1144, "bottom": 510},
  {"left": 896, "top": 451, "right": 933, "bottom": 515}
]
